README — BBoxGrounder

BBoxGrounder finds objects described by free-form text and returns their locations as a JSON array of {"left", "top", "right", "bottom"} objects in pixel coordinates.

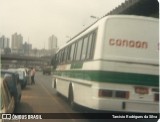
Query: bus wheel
[{"left": 68, "top": 85, "right": 76, "bottom": 109}]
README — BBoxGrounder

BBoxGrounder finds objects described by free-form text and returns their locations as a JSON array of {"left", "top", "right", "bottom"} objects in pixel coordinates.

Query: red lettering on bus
[
  {"left": 129, "top": 40, "right": 134, "bottom": 47},
  {"left": 116, "top": 39, "right": 121, "bottom": 46},
  {"left": 141, "top": 42, "right": 148, "bottom": 49},
  {"left": 109, "top": 38, "right": 148, "bottom": 49},
  {"left": 136, "top": 41, "right": 141, "bottom": 48},
  {"left": 122, "top": 40, "right": 128, "bottom": 47},
  {"left": 109, "top": 38, "right": 115, "bottom": 45}
]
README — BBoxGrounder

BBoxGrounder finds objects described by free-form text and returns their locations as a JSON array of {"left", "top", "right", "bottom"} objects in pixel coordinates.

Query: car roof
[
  {"left": 1, "top": 70, "right": 18, "bottom": 75},
  {"left": 18, "top": 68, "right": 26, "bottom": 70}
]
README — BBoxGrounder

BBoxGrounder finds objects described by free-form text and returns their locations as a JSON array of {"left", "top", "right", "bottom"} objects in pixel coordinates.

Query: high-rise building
[
  {"left": 0, "top": 35, "right": 9, "bottom": 49},
  {"left": 11, "top": 33, "right": 23, "bottom": 54},
  {"left": 0, "top": 35, "right": 10, "bottom": 54},
  {"left": 48, "top": 35, "right": 57, "bottom": 50},
  {"left": 4, "top": 38, "right": 9, "bottom": 48},
  {"left": 22, "top": 42, "right": 32, "bottom": 55},
  {"left": 11, "top": 33, "right": 23, "bottom": 50},
  {"left": 0, "top": 36, "right": 4, "bottom": 49}
]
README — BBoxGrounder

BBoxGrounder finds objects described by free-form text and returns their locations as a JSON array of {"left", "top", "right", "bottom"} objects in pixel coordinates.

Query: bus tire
[{"left": 68, "top": 84, "right": 76, "bottom": 110}]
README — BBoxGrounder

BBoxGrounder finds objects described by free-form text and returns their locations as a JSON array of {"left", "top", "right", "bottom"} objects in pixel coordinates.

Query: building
[
  {"left": 0, "top": 35, "right": 9, "bottom": 49},
  {"left": 22, "top": 42, "right": 32, "bottom": 56},
  {"left": 48, "top": 35, "right": 58, "bottom": 50},
  {"left": 4, "top": 38, "right": 9, "bottom": 48},
  {"left": 11, "top": 33, "right": 23, "bottom": 54},
  {"left": 48, "top": 35, "right": 58, "bottom": 56},
  {"left": 0, "top": 35, "right": 10, "bottom": 54}
]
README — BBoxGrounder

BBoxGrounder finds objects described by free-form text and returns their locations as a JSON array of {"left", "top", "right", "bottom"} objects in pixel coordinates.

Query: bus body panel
[
  {"left": 91, "top": 82, "right": 158, "bottom": 112},
  {"left": 52, "top": 15, "right": 159, "bottom": 113},
  {"left": 103, "top": 16, "right": 158, "bottom": 65}
]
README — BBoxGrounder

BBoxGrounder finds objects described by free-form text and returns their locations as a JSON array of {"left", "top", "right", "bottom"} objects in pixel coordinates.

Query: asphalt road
[
  {"left": 14, "top": 72, "right": 158, "bottom": 122},
  {"left": 15, "top": 72, "right": 96, "bottom": 122}
]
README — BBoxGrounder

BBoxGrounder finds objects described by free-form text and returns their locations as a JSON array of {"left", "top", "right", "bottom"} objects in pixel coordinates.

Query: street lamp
[
  {"left": 83, "top": 15, "right": 99, "bottom": 28},
  {"left": 90, "top": 15, "right": 99, "bottom": 20}
]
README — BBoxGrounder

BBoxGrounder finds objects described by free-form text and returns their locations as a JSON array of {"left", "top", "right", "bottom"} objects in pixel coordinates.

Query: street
[
  {"left": 16, "top": 72, "right": 74, "bottom": 113},
  {"left": 15, "top": 72, "right": 158, "bottom": 122},
  {"left": 15, "top": 72, "right": 102, "bottom": 122}
]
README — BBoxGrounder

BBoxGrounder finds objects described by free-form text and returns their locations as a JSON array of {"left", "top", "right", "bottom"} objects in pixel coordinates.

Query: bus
[{"left": 51, "top": 15, "right": 159, "bottom": 113}]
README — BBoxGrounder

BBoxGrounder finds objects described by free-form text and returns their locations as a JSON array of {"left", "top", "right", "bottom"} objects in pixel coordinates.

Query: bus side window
[
  {"left": 59, "top": 50, "right": 63, "bottom": 64},
  {"left": 62, "top": 49, "right": 65, "bottom": 63},
  {"left": 66, "top": 46, "right": 71, "bottom": 62},
  {"left": 90, "top": 31, "right": 97, "bottom": 59},
  {"left": 86, "top": 33, "right": 93, "bottom": 59},
  {"left": 57, "top": 53, "right": 60, "bottom": 64},
  {"left": 74, "top": 42, "right": 78, "bottom": 61},
  {"left": 75, "top": 39, "right": 83, "bottom": 61},
  {"left": 64, "top": 48, "right": 68, "bottom": 63},
  {"left": 59, "top": 51, "right": 62, "bottom": 64},
  {"left": 81, "top": 36, "right": 88, "bottom": 60},
  {"left": 70, "top": 43, "right": 75, "bottom": 61}
]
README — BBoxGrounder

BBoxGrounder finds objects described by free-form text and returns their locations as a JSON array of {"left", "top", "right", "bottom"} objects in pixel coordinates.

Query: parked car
[
  {"left": 8, "top": 68, "right": 27, "bottom": 89},
  {"left": 0, "top": 77, "right": 15, "bottom": 113},
  {"left": 1, "top": 70, "right": 22, "bottom": 106}
]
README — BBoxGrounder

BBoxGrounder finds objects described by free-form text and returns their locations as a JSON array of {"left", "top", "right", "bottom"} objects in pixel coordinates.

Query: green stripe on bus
[
  {"left": 71, "top": 62, "right": 83, "bottom": 69},
  {"left": 54, "top": 70, "right": 159, "bottom": 87}
]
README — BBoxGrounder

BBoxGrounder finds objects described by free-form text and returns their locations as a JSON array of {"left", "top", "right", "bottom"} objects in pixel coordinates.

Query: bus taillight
[
  {"left": 98, "top": 89, "right": 113, "bottom": 97},
  {"left": 115, "top": 91, "right": 129, "bottom": 99},
  {"left": 98, "top": 90, "right": 129, "bottom": 99},
  {"left": 154, "top": 93, "right": 159, "bottom": 102}
]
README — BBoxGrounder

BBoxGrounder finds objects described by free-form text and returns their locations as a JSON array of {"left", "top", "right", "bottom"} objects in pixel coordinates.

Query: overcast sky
[{"left": 0, "top": 0, "right": 125, "bottom": 49}]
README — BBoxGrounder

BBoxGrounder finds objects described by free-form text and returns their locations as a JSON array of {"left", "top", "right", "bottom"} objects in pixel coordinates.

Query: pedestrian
[{"left": 30, "top": 67, "right": 36, "bottom": 85}]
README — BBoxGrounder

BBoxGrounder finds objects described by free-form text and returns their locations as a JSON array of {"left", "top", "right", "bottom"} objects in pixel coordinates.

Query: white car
[{"left": 17, "top": 68, "right": 29, "bottom": 87}]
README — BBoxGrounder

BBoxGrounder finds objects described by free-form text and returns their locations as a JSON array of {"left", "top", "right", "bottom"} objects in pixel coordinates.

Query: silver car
[
  {"left": 0, "top": 77, "right": 15, "bottom": 113},
  {"left": 1, "top": 70, "right": 22, "bottom": 105}
]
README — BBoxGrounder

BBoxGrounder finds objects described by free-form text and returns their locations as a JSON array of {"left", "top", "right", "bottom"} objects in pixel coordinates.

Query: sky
[{"left": 0, "top": 0, "right": 126, "bottom": 49}]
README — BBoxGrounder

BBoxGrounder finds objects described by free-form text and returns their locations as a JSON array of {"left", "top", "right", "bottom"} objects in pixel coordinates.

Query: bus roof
[{"left": 57, "top": 15, "right": 158, "bottom": 52}]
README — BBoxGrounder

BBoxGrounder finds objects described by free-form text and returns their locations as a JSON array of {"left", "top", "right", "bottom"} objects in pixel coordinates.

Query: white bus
[{"left": 52, "top": 15, "right": 159, "bottom": 113}]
